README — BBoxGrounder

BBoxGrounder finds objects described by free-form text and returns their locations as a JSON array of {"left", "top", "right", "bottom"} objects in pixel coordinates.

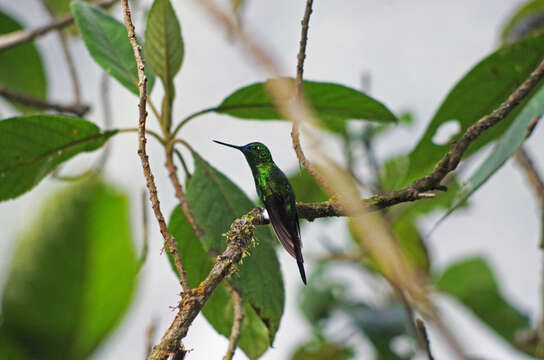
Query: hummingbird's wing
[{"left": 264, "top": 193, "right": 300, "bottom": 258}]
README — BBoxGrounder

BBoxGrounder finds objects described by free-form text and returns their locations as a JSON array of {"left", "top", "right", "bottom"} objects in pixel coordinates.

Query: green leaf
[
  {"left": 0, "top": 115, "right": 114, "bottom": 201},
  {"left": 405, "top": 33, "right": 544, "bottom": 184},
  {"left": 342, "top": 302, "right": 410, "bottom": 360},
  {"left": 288, "top": 168, "right": 328, "bottom": 203},
  {"left": 167, "top": 206, "right": 273, "bottom": 359},
  {"left": 1, "top": 178, "right": 137, "bottom": 359},
  {"left": 184, "top": 154, "right": 285, "bottom": 349},
  {"left": 0, "top": 11, "right": 47, "bottom": 113},
  {"left": 436, "top": 257, "right": 530, "bottom": 344},
  {"left": 144, "top": 0, "right": 184, "bottom": 82},
  {"left": 216, "top": 79, "right": 398, "bottom": 133},
  {"left": 72, "top": 2, "right": 155, "bottom": 95},
  {"left": 290, "top": 339, "right": 355, "bottom": 360},
  {"left": 502, "top": 0, "right": 544, "bottom": 43}
]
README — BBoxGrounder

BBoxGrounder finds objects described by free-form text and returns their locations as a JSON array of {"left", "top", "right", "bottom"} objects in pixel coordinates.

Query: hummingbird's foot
[{"left": 261, "top": 208, "right": 269, "bottom": 221}]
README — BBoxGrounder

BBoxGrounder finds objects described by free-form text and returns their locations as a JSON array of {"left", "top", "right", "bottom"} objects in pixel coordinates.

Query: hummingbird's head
[{"left": 213, "top": 140, "right": 273, "bottom": 165}]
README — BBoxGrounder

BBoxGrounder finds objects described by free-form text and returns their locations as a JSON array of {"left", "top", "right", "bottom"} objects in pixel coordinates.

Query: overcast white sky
[{"left": 1, "top": 0, "right": 543, "bottom": 359}]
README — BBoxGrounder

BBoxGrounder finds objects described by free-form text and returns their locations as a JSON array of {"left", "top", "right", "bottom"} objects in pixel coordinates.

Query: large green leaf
[
  {"left": 185, "top": 154, "right": 285, "bottom": 348},
  {"left": 0, "top": 115, "right": 114, "bottom": 201},
  {"left": 216, "top": 79, "right": 398, "bottom": 133},
  {"left": 439, "top": 87, "right": 544, "bottom": 222},
  {"left": 405, "top": 33, "right": 544, "bottom": 184},
  {"left": 436, "top": 257, "right": 530, "bottom": 344},
  {"left": 72, "top": 2, "right": 155, "bottom": 95},
  {"left": 1, "top": 178, "right": 137, "bottom": 359},
  {"left": 144, "top": 0, "right": 184, "bottom": 82},
  {"left": 0, "top": 11, "right": 47, "bottom": 113},
  {"left": 502, "top": 0, "right": 544, "bottom": 43},
  {"left": 168, "top": 206, "right": 272, "bottom": 359}
]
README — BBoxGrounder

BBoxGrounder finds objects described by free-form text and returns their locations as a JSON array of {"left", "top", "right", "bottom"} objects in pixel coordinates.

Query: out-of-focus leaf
[
  {"left": 72, "top": 2, "right": 155, "bottom": 95},
  {"left": 436, "top": 257, "right": 530, "bottom": 344},
  {"left": 298, "top": 265, "right": 346, "bottom": 326},
  {"left": 290, "top": 338, "right": 355, "bottom": 360},
  {"left": 405, "top": 33, "right": 544, "bottom": 185},
  {"left": 1, "top": 178, "right": 137, "bottom": 359},
  {"left": 288, "top": 168, "right": 328, "bottom": 203},
  {"left": 0, "top": 11, "right": 47, "bottom": 113},
  {"left": 216, "top": 79, "right": 398, "bottom": 133},
  {"left": 342, "top": 302, "right": 410, "bottom": 360},
  {"left": 167, "top": 206, "right": 269, "bottom": 360},
  {"left": 0, "top": 115, "right": 114, "bottom": 201},
  {"left": 185, "top": 153, "right": 284, "bottom": 348},
  {"left": 502, "top": 0, "right": 544, "bottom": 43},
  {"left": 144, "top": 0, "right": 184, "bottom": 82},
  {"left": 348, "top": 217, "right": 430, "bottom": 275},
  {"left": 440, "top": 88, "right": 544, "bottom": 223}
]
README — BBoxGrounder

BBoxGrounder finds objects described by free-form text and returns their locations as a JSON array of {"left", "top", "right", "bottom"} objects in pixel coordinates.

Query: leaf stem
[
  {"left": 116, "top": 127, "right": 166, "bottom": 145},
  {"left": 171, "top": 106, "right": 217, "bottom": 137}
]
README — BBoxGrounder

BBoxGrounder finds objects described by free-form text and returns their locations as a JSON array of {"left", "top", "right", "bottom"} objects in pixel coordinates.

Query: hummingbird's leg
[{"left": 261, "top": 208, "right": 269, "bottom": 221}]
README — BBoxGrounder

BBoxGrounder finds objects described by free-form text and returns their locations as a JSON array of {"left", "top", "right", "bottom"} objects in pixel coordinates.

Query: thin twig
[
  {"left": 58, "top": 30, "right": 82, "bottom": 104},
  {"left": 515, "top": 147, "right": 544, "bottom": 206},
  {"left": 146, "top": 319, "right": 157, "bottom": 357},
  {"left": 138, "top": 189, "right": 150, "bottom": 271},
  {"left": 164, "top": 150, "right": 204, "bottom": 237},
  {"left": 0, "top": 86, "right": 89, "bottom": 116},
  {"left": 223, "top": 282, "right": 244, "bottom": 360},
  {"left": 416, "top": 319, "right": 435, "bottom": 360},
  {"left": 291, "top": 0, "right": 331, "bottom": 194},
  {"left": 120, "top": 0, "right": 190, "bottom": 294},
  {"left": 0, "top": 0, "right": 118, "bottom": 51}
]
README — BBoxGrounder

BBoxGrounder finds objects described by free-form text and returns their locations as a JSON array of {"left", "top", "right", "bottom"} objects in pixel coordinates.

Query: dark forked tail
[{"left": 295, "top": 246, "right": 307, "bottom": 285}]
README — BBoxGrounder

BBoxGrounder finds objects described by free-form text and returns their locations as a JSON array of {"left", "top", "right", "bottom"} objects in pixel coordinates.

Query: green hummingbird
[{"left": 213, "top": 140, "right": 307, "bottom": 284}]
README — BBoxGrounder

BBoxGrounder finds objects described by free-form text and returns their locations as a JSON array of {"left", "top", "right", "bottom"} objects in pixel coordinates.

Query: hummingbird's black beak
[{"left": 212, "top": 140, "right": 242, "bottom": 150}]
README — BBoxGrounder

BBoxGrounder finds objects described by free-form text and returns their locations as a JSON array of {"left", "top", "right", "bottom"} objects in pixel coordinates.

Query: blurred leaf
[
  {"left": 0, "top": 11, "right": 47, "bottom": 113},
  {"left": 291, "top": 338, "right": 355, "bottom": 360},
  {"left": 298, "top": 265, "right": 346, "bottom": 326},
  {"left": 440, "top": 89, "right": 544, "bottom": 223},
  {"left": 1, "top": 178, "right": 137, "bottom": 359},
  {"left": 216, "top": 79, "right": 398, "bottom": 133},
  {"left": 348, "top": 217, "right": 430, "bottom": 275},
  {"left": 437, "top": 257, "right": 530, "bottom": 344},
  {"left": 72, "top": 1, "right": 155, "bottom": 95},
  {"left": 0, "top": 115, "right": 114, "bottom": 201},
  {"left": 167, "top": 206, "right": 269, "bottom": 360},
  {"left": 288, "top": 168, "right": 328, "bottom": 203},
  {"left": 185, "top": 153, "right": 285, "bottom": 347},
  {"left": 405, "top": 33, "right": 544, "bottom": 185},
  {"left": 502, "top": 0, "right": 544, "bottom": 43},
  {"left": 342, "top": 302, "right": 410, "bottom": 360},
  {"left": 144, "top": 0, "right": 184, "bottom": 82}
]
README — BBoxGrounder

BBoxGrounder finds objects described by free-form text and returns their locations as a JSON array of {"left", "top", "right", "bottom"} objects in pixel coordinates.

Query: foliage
[{"left": 0, "top": 0, "right": 543, "bottom": 359}]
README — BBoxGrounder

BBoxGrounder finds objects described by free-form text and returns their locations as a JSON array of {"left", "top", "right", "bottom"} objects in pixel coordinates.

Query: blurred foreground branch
[{"left": 0, "top": 0, "right": 118, "bottom": 51}]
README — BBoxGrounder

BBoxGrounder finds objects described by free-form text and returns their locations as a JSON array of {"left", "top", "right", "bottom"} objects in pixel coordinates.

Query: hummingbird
[{"left": 213, "top": 140, "right": 307, "bottom": 285}]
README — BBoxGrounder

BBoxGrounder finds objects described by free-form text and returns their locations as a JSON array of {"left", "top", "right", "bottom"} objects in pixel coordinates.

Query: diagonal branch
[
  {"left": 120, "top": 0, "right": 190, "bottom": 294},
  {"left": 0, "top": 0, "right": 118, "bottom": 52},
  {"left": 0, "top": 86, "right": 89, "bottom": 117}
]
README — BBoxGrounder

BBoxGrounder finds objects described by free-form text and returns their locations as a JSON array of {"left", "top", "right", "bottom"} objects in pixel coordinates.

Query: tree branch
[
  {"left": 0, "top": 0, "right": 118, "bottom": 51},
  {"left": 120, "top": 0, "right": 190, "bottom": 294},
  {"left": 223, "top": 282, "right": 244, "bottom": 360},
  {"left": 0, "top": 86, "right": 89, "bottom": 117},
  {"left": 147, "top": 208, "right": 264, "bottom": 360}
]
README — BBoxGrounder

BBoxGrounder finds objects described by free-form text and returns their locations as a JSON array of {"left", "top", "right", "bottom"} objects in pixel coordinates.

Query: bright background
[{"left": 0, "top": 0, "right": 542, "bottom": 359}]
